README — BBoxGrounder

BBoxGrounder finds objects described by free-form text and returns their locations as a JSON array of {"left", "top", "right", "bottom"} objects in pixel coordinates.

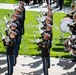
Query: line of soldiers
[
  {"left": 64, "top": 4, "right": 76, "bottom": 65},
  {"left": 32, "top": 0, "right": 58, "bottom": 5},
  {"left": 23, "top": 0, "right": 64, "bottom": 10},
  {"left": 35, "top": 5, "right": 53, "bottom": 75},
  {"left": 22, "top": 0, "right": 64, "bottom": 10},
  {"left": 2, "top": 1, "right": 25, "bottom": 75},
  {"left": 22, "top": 0, "right": 58, "bottom": 5}
]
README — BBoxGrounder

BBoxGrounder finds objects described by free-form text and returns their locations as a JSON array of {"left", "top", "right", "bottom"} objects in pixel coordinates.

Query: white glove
[
  {"left": 2, "top": 35, "right": 6, "bottom": 40},
  {"left": 36, "top": 38, "right": 40, "bottom": 43},
  {"left": 40, "top": 30, "right": 44, "bottom": 34},
  {"left": 7, "top": 25, "right": 10, "bottom": 28},
  {"left": 5, "top": 36, "right": 10, "bottom": 43},
  {"left": 68, "top": 41, "right": 71, "bottom": 46}
]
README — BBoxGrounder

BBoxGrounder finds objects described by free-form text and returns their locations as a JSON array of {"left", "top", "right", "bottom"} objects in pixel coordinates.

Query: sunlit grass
[{"left": 0, "top": 0, "right": 18, "bottom": 3}]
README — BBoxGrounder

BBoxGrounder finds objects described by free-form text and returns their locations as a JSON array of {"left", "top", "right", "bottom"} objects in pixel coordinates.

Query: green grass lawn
[
  {"left": 0, "top": 0, "right": 18, "bottom": 3},
  {"left": 0, "top": 9, "right": 73, "bottom": 58}
]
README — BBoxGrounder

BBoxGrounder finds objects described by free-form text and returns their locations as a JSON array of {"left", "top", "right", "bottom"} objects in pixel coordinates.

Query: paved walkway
[{"left": 0, "top": 54, "right": 76, "bottom": 75}]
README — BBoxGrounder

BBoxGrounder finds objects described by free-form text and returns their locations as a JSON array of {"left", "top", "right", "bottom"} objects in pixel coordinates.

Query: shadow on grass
[
  {"left": 55, "top": 54, "right": 73, "bottom": 59},
  {"left": 61, "top": 55, "right": 73, "bottom": 58},
  {"left": 55, "top": 43, "right": 64, "bottom": 46},
  {"left": 59, "top": 38, "right": 67, "bottom": 40},
  {"left": 0, "top": 51, "right": 6, "bottom": 54},
  {"left": 31, "top": 53, "right": 41, "bottom": 56},
  {"left": 59, "top": 38, "right": 67, "bottom": 43},
  {"left": 35, "top": 47, "right": 41, "bottom": 51},
  {"left": 52, "top": 47, "right": 64, "bottom": 52}
]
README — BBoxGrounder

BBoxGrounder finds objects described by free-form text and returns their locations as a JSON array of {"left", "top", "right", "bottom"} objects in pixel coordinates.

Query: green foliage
[{"left": 0, "top": 10, "right": 72, "bottom": 58}]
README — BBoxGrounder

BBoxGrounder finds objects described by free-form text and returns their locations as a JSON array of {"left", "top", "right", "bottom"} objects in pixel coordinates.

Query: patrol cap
[
  {"left": 19, "top": 6, "right": 23, "bottom": 10},
  {"left": 46, "top": 23, "right": 52, "bottom": 28},
  {"left": 15, "top": 7, "right": 22, "bottom": 12},
  {"left": 11, "top": 23, "right": 17, "bottom": 27}
]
